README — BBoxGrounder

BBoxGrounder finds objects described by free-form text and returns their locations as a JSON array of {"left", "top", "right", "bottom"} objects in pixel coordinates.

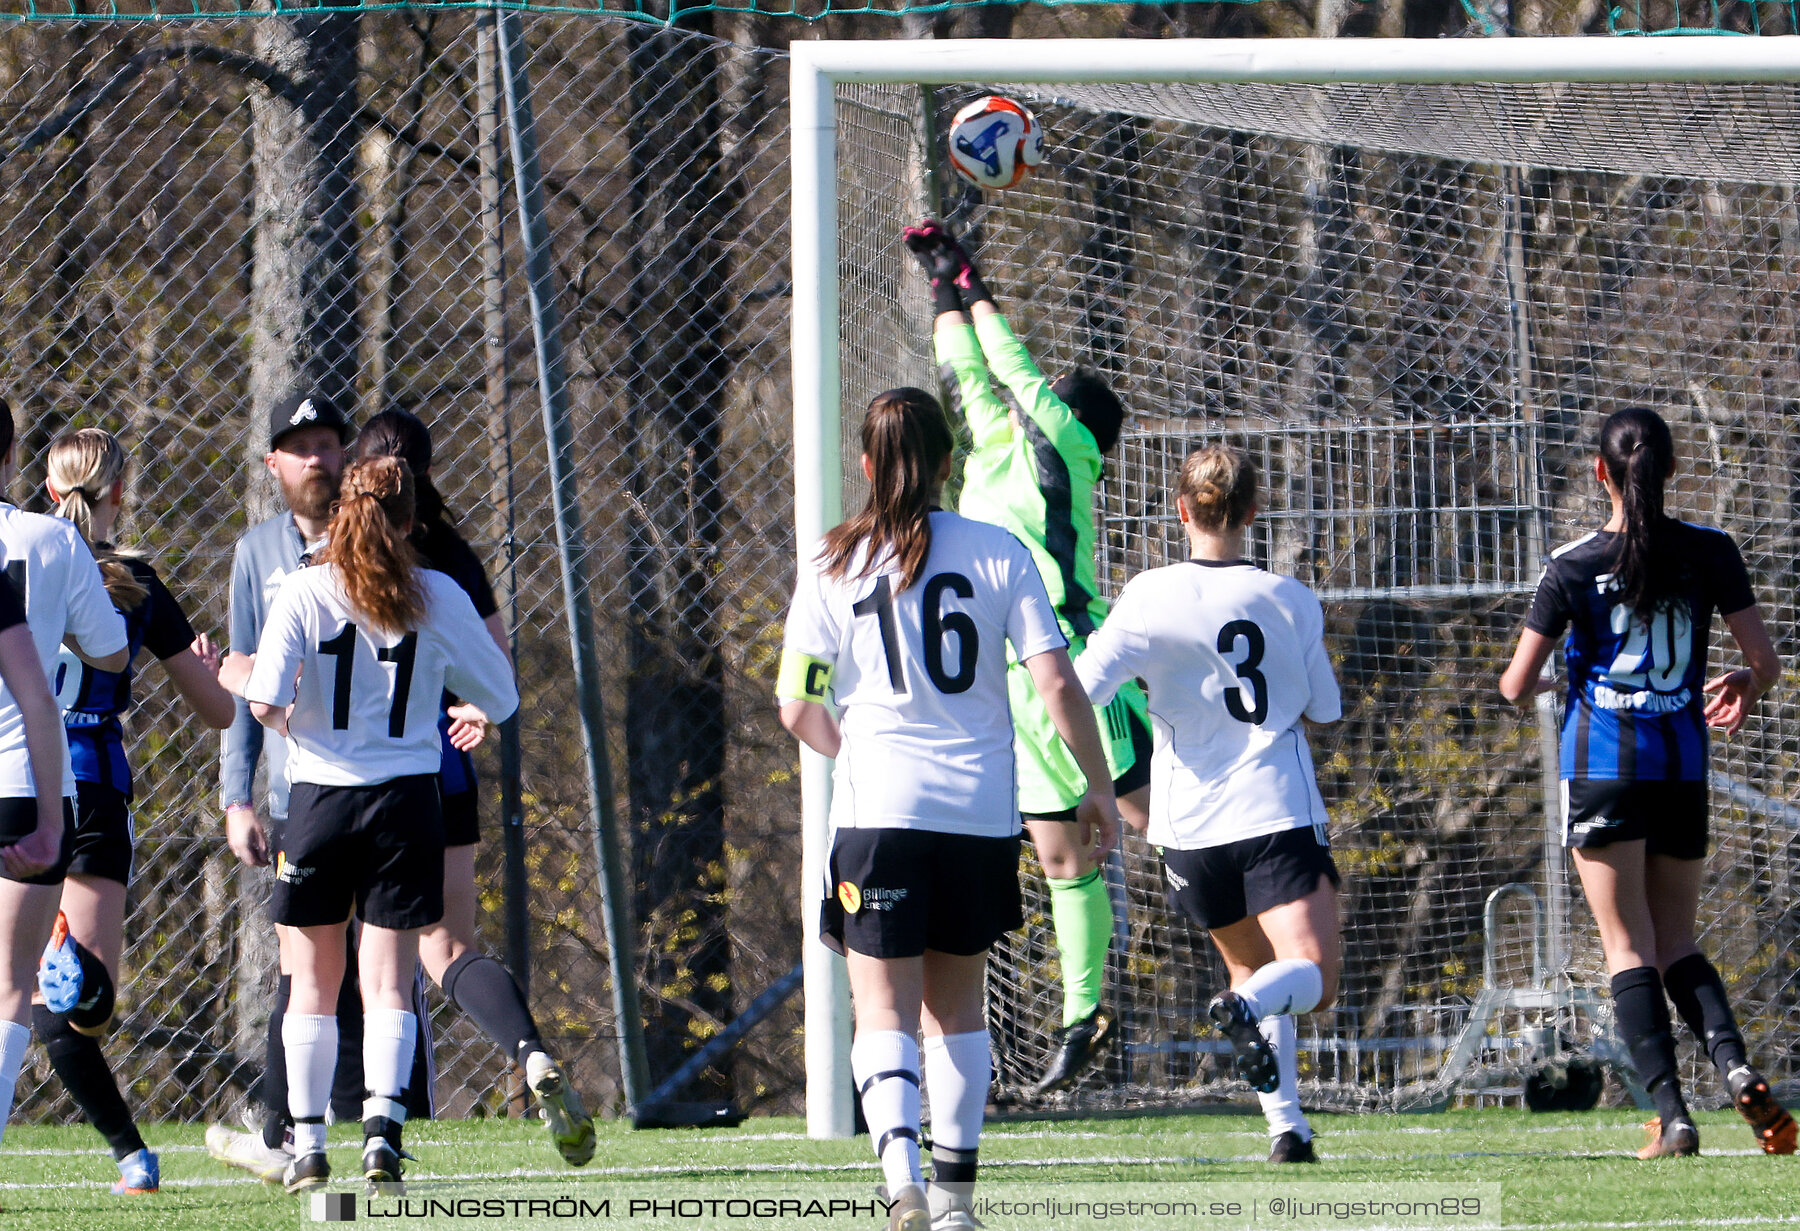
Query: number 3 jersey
[
  {"left": 1525, "top": 522, "right": 1755, "bottom": 783},
  {"left": 1075, "top": 561, "right": 1342, "bottom": 852},
  {"left": 245, "top": 566, "right": 519, "bottom": 787},
  {"left": 780, "top": 511, "right": 1067, "bottom": 837}
]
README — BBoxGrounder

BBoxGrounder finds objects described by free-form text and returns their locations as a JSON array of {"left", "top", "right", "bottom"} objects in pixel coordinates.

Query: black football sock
[
  {"left": 931, "top": 1144, "right": 977, "bottom": 1185},
  {"left": 404, "top": 969, "right": 435, "bottom": 1122},
  {"left": 331, "top": 938, "right": 367, "bottom": 1123},
  {"left": 442, "top": 952, "right": 545, "bottom": 1065},
  {"left": 262, "top": 974, "right": 291, "bottom": 1149},
  {"left": 1612, "top": 966, "right": 1689, "bottom": 1125},
  {"left": 1662, "top": 953, "right": 1749, "bottom": 1079},
  {"left": 34, "top": 1004, "right": 145, "bottom": 1160}
]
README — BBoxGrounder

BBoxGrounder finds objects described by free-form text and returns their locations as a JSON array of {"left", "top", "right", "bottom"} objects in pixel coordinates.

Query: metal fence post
[
  {"left": 475, "top": 4, "right": 531, "bottom": 1002},
  {"left": 494, "top": 8, "right": 652, "bottom": 1114}
]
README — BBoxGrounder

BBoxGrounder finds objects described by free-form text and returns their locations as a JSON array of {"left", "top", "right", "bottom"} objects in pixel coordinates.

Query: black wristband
[{"left": 932, "top": 278, "right": 964, "bottom": 315}]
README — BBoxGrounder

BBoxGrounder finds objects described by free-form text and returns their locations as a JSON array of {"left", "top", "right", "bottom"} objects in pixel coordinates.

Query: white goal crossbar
[{"left": 789, "top": 36, "right": 1800, "bottom": 1139}]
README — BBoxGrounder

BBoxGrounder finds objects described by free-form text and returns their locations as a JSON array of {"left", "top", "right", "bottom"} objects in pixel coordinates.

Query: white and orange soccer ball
[{"left": 947, "top": 95, "right": 1046, "bottom": 190}]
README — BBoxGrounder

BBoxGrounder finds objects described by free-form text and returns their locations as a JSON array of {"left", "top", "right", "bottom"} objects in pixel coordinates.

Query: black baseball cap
[{"left": 269, "top": 391, "right": 353, "bottom": 450}]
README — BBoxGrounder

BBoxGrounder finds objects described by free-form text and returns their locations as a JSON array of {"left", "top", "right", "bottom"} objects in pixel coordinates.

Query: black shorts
[
  {"left": 1022, "top": 707, "right": 1155, "bottom": 823},
  {"left": 0, "top": 796, "right": 74, "bottom": 886},
  {"left": 1563, "top": 778, "right": 1708, "bottom": 860},
  {"left": 1161, "top": 825, "right": 1340, "bottom": 932},
  {"left": 66, "top": 780, "right": 134, "bottom": 885},
  {"left": 442, "top": 789, "right": 479, "bottom": 848},
  {"left": 820, "top": 828, "right": 1022, "bottom": 959},
  {"left": 273, "top": 775, "right": 445, "bottom": 931}
]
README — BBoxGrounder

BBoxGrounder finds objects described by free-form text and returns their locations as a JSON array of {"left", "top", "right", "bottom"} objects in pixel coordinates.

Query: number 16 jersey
[
  {"left": 246, "top": 566, "right": 520, "bottom": 787},
  {"left": 781, "top": 511, "right": 1067, "bottom": 837},
  {"left": 1525, "top": 522, "right": 1754, "bottom": 783}
]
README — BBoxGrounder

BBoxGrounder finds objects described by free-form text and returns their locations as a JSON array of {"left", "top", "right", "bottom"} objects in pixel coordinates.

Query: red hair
[{"left": 321, "top": 456, "right": 425, "bottom": 635}]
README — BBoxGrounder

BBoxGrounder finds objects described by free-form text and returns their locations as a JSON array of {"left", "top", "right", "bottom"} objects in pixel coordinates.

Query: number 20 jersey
[
  {"left": 245, "top": 566, "right": 519, "bottom": 788},
  {"left": 1075, "top": 561, "right": 1342, "bottom": 852},
  {"left": 1525, "top": 523, "right": 1755, "bottom": 783},
  {"left": 782, "top": 512, "right": 1068, "bottom": 837}
]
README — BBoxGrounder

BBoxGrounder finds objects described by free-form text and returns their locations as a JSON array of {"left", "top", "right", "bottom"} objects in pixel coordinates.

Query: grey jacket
[{"left": 219, "top": 513, "right": 310, "bottom": 819}]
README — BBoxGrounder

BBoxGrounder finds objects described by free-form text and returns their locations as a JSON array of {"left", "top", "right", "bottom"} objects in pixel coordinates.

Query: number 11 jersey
[
  {"left": 246, "top": 566, "right": 519, "bottom": 787},
  {"left": 782, "top": 511, "right": 1067, "bottom": 837},
  {"left": 1525, "top": 522, "right": 1755, "bottom": 783}
]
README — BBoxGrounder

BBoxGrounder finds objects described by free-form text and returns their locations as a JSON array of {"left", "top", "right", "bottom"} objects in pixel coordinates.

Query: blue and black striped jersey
[
  {"left": 58, "top": 556, "right": 197, "bottom": 798},
  {"left": 1526, "top": 522, "right": 1755, "bottom": 782}
]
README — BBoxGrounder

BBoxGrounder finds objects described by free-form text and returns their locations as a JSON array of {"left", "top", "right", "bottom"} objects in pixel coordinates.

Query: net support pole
[
  {"left": 790, "top": 31, "right": 1800, "bottom": 1132},
  {"left": 791, "top": 44, "right": 854, "bottom": 1142},
  {"left": 475, "top": 1, "right": 531, "bottom": 1005},
  {"left": 791, "top": 35, "right": 1800, "bottom": 85},
  {"left": 495, "top": 9, "right": 652, "bottom": 1114}
]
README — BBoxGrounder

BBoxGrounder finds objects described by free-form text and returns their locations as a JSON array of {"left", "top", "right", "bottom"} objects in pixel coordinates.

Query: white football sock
[
  {"left": 362, "top": 1007, "right": 418, "bottom": 1129},
  {"left": 923, "top": 1029, "right": 987, "bottom": 1218},
  {"left": 1238, "top": 959, "right": 1322, "bottom": 1019},
  {"left": 851, "top": 1029, "right": 922, "bottom": 1197},
  {"left": 283, "top": 1013, "right": 338, "bottom": 1156},
  {"left": 0, "top": 1018, "right": 29, "bottom": 1146},
  {"left": 922, "top": 1030, "right": 988, "bottom": 1152},
  {"left": 1256, "top": 1014, "right": 1311, "bottom": 1141}
]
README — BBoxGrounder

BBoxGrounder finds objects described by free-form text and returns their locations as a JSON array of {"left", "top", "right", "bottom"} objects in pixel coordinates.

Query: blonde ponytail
[
  {"left": 48, "top": 428, "right": 148, "bottom": 612},
  {"left": 1178, "top": 445, "right": 1258, "bottom": 532}
]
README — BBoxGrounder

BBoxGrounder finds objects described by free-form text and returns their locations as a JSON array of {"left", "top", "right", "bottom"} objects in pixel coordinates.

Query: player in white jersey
[
  {"left": 0, "top": 402, "right": 131, "bottom": 1163},
  {"left": 1077, "top": 445, "right": 1342, "bottom": 1164},
  {"left": 244, "top": 456, "right": 517, "bottom": 1195},
  {"left": 780, "top": 388, "right": 1119, "bottom": 1231}
]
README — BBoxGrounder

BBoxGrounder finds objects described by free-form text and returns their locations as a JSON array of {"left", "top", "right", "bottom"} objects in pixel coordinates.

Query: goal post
[{"left": 791, "top": 37, "right": 1800, "bottom": 1139}]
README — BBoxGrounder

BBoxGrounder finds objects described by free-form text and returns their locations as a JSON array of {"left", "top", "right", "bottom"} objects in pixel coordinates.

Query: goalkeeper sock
[
  {"left": 1255, "top": 1014, "right": 1311, "bottom": 1141},
  {"left": 1047, "top": 868, "right": 1111, "bottom": 1026},
  {"left": 1662, "top": 953, "right": 1749, "bottom": 1080},
  {"left": 1612, "top": 966, "right": 1689, "bottom": 1125},
  {"left": 1238, "top": 959, "right": 1323, "bottom": 1020},
  {"left": 851, "top": 1030, "right": 922, "bottom": 1198}
]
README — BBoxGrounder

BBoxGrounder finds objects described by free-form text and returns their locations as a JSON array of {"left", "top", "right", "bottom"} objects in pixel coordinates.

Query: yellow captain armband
[{"left": 777, "top": 650, "right": 835, "bottom": 703}]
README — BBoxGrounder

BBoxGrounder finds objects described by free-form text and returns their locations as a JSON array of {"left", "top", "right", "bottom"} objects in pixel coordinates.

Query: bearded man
[{"left": 207, "top": 392, "right": 429, "bottom": 1179}]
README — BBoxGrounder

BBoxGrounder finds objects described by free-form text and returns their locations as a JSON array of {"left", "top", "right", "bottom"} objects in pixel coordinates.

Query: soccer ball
[{"left": 947, "top": 96, "right": 1045, "bottom": 190}]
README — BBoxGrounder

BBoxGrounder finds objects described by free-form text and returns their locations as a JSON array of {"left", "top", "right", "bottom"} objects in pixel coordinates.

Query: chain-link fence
[
  {"left": 10, "top": 13, "right": 1800, "bottom": 1131},
  {"left": 2, "top": 11, "right": 805, "bottom": 1124}
]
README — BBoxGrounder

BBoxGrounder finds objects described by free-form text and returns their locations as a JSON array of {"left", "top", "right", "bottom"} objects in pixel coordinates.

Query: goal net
[{"left": 803, "top": 39, "right": 1800, "bottom": 1126}]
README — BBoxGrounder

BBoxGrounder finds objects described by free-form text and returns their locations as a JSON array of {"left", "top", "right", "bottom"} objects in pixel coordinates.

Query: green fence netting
[{"left": 0, "top": 0, "right": 1785, "bottom": 36}]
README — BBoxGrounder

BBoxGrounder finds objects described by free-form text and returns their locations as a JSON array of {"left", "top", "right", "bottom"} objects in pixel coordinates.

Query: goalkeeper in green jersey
[{"left": 905, "top": 219, "right": 1152, "bottom": 1095}]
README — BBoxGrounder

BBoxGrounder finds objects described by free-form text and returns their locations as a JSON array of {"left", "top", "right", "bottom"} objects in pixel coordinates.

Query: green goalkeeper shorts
[{"left": 1008, "top": 645, "right": 1150, "bottom": 816}]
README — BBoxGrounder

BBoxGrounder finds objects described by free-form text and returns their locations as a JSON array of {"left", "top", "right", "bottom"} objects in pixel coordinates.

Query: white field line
[
  {"left": 0, "top": 1118, "right": 1691, "bottom": 1158},
  {"left": 1523, "top": 1219, "right": 1800, "bottom": 1230},
  {"left": 0, "top": 1142, "right": 1778, "bottom": 1190}
]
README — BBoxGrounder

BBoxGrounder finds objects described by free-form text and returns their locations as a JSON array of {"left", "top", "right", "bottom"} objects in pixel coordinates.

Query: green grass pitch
[{"left": 3, "top": 1107, "right": 1795, "bottom": 1229}]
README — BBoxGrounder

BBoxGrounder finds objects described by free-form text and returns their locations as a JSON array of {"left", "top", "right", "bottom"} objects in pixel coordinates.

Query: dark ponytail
[
  {"left": 1598, "top": 406, "right": 1677, "bottom": 619},
  {"left": 348, "top": 408, "right": 451, "bottom": 540},
  {"left": 818, "top": 388, "right": 954, "bottom": 592}
]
